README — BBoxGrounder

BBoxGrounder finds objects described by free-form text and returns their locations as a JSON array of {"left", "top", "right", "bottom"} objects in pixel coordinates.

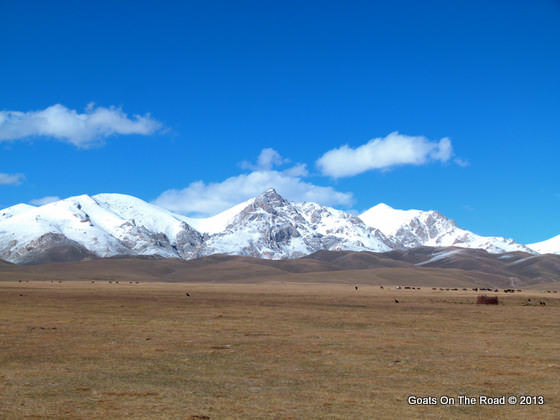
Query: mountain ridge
[{"left": 0, "top": 189, "right": 556, "bottom": 264}]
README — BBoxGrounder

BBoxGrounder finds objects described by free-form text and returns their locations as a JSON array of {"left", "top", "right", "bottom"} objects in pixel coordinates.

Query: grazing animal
[
  {"left": 186, "top": 292, "right": 190, "bottom": 297},
  {"left": 355, "top": 285, "right": 358, "bottom": 291},
  {"left": 528, "top": 298, "right": 531, "bottom": 302},
  {"left": 540, "top": 301, "right": 546, "bottom": 306},
  {"left": 394, "top": 299, "right": 399, "bottom": 304},
  {"left": 380, "top": 286, "right": 384, "bottom": 289}
]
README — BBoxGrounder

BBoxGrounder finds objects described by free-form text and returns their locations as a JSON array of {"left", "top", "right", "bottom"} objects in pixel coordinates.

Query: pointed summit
[
  {"left": 258, "top": 187, "right": 283, "bottom": 199},
  {"left": 253, "top": 188, "right": 289, "bottom": 210}
]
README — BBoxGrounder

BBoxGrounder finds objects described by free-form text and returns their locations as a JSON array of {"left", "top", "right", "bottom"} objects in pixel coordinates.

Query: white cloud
[
  {"left": 0, "top": 103, "right": 161, "bottom": 147},
  {"left": 316, "top": 132, "right": 454, "bottom": 178},
  {"left": 454, "top": 157, "right": 470, "bottom": 167},
  {"left": 29, "top": 196, "right": 60, "bottom": 205},
  {"left": 282, "top": 163, "right": 309, "bottom": 177},
  {"left": 240, "top": 147, "right": 289, "bottom": 170},
  {"left": 0, "top": 173, "right": 24, "bottom": 185},
  {"left": 154, "top": 149, "right": 353, "bottom": 216}
]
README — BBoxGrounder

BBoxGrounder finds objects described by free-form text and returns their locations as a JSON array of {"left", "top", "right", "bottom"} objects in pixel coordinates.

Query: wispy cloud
[
  {"left": 154, "top": 148, "right": 352, "bottom": 216},
  {"left": 240, "top": 147, "right": 290, "bottom": 170},
  {"left": 316, "top": 132, "right": 454, "bottom": 178},
  {"left": 0, "top": 172, "right": 24, "bottom": 185},
  {"left": 29, "top": 196, "right": 60, "bottom": 205},
  {"left": 0, "top": 103, "right": 161, "bottom": 147}
]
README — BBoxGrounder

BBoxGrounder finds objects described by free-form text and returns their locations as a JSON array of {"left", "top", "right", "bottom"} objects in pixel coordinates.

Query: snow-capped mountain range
[{"left": 0, "top": 188, "right": 553, "bottom": 264}]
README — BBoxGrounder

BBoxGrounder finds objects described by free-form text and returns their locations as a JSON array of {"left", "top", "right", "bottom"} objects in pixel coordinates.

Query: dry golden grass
[{"left": 0, "top": 281, "right": 559, "bottom": 419}]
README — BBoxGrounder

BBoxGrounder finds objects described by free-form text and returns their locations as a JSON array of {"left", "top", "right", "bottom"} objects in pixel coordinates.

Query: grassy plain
[{"left": 0, "top": 280, "right": 558, "bottom": 419}]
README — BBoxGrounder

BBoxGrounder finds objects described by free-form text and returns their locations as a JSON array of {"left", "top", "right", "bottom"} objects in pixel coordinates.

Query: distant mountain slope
[
  {"left": 198, "top": 189, "right": 392, "bottom": 259},
  {"left": 359, "top": 203, "right": 534, "bottom": 254},
  {"left": 0, "top": 189, "right": 547, "bottom": 264},
  {"left": 527, "top": 234, "right": 560, "bottom": 255},
  {"left": 1, "top": 249, "right": 558, "bottom": 288},
  {"left": 0, "top": 195, "right": 202, "bottom": 263}
]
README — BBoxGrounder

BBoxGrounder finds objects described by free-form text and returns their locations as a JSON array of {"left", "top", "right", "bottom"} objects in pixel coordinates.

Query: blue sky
[{"left": 1, "top": 1, "right": 559, "bottom": 243}]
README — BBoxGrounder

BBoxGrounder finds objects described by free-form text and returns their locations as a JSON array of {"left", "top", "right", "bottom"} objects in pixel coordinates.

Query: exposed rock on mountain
[
  {"left": 0, "top": 189, "right": 544, "bottom": 264},
  {"left": 359, "top": 203, "right": 535, "bottom": 254}
]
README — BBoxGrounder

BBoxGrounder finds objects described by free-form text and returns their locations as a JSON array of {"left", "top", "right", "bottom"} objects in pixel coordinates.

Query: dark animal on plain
[
  {"left": 472, "top": 288, "right": 478, "bottom": 291},
  {"left": 355, "top": 286, "right": 358, "bottom": 291},
  {"left": 528, "top": 298, "right": 531, "bottom": 302},
  {"left": 476, "top": 295, "right": 499, "bottom": 305},
  {"left": 394, "top": 299, "right": 399, "bottom": 304},
  {"left": 186, "top": 292, "right": 190, "bottom": 297},
  {"left": 380, "top": 286, "right": 384, "bottom": 289},
  {"left": 432, "top": 288, "right": 437, "bottom": 290},
  {"left": 540, "top": 301, "right": 546, "bottom": 306}
]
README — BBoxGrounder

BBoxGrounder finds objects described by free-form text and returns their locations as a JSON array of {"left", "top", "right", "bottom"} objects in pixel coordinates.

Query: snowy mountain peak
[
  {"left": 253, "top": 188, "right": 290, "bottom": 209},
  {"left": 0, "top": 190, "right": 543, "bottom": 263},
  {"left": 360, "top": 203, "right": 531, "bottom": 254}
]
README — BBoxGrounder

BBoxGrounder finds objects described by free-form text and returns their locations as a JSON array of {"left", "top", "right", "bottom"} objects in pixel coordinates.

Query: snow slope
[
  {"left": 198, "top": 189, "right": 392, "bottom": 258},
  {"left": 0, "top": 203, "right": 36, "bottom": 221},
  {"left": 527, "top": 234, "right": 560, "bottom": 255},
  {"left": 0, "top": 190, "right": 541, "bottom": 263},
  {"left": 360, "top": 203, "right": 535, "bottom": 254},
  {"left": 184, "top": 198, "right": 255, "bottom": 234}
]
